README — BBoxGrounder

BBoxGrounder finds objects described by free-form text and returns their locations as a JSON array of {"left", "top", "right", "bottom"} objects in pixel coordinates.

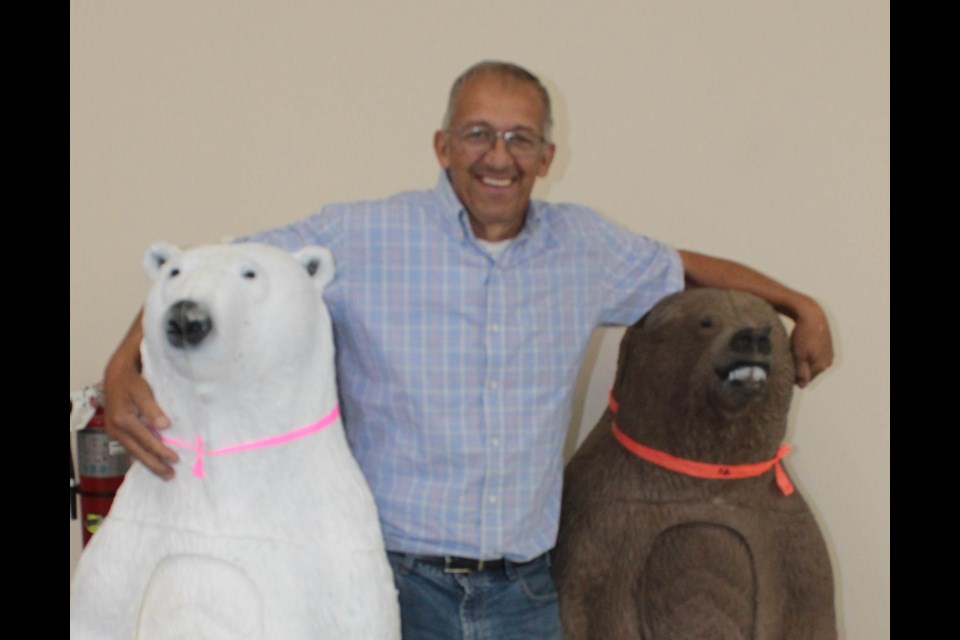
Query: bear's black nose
[
  {"left": 164, "top": 300, "right": 213, "bottom": 348},
  {"left": 730, "top": 327, "right": 772, "bottom": 355}
]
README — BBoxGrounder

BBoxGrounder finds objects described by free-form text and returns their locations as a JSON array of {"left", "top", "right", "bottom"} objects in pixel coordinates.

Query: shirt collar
[{"left": 432, "top": 170, "right": 550, "bottom": 256}]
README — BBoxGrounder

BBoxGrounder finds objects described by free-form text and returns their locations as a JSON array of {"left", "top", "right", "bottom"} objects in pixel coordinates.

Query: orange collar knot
[{"left": 608, "top": 392, "right": 794, "bottom": 496}]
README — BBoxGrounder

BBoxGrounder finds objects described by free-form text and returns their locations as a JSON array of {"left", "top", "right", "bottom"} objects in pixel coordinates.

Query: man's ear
[
  {"left": 536, "top": 142, "right": 557, "bottom": 178},
  {"left": 434, "top": 130, "right": 452, "bottom": 169}
]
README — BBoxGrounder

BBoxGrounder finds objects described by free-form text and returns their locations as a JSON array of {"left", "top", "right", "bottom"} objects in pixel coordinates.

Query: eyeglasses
[{"left": 447, "top": 124, "right": 546, "bottom": 158}]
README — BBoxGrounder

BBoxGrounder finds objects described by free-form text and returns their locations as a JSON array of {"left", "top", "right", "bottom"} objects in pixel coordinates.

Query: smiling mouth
[{"left": 480, "top": 176, "right": 515, "bottom": 187}]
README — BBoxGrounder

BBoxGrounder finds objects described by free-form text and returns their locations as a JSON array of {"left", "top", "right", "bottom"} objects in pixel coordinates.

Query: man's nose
[{"left": 483, "top": 134, "right": 513, "bottom": 166}]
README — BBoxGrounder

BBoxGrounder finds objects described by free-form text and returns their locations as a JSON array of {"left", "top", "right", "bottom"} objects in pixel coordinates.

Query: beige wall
[{"left": 70, "top": 2, "right": 889, "bottom": 637}]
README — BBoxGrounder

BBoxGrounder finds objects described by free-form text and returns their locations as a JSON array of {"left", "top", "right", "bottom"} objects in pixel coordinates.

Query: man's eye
[
  {"left": 464, "top": 128, "right": 491, "bottom": 141},
  {"left": 509, "top": 132, "right": 535, "bottom": 147}
]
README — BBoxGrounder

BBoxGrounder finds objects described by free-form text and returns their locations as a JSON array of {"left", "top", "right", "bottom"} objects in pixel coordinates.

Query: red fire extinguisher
[{"left": 71, "top": 385, "right": 132, "bottom": 546}]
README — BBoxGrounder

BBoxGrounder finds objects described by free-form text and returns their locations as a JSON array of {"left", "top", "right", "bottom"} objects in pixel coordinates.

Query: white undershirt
[{"left": 475, "top": 238, "right": 513, "bottom": 258}]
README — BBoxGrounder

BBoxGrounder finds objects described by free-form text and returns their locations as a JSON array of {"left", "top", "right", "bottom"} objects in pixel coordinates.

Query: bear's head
[
  {"left": 610, "top": 288, "right": 795, "bottom": 462},
  {"left": 140, "top": 242, "right": 336, "bottom": 400}
]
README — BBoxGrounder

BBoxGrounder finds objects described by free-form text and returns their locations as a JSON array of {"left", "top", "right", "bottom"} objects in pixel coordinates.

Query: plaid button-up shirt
[{"left": 242, "top": 172, "right": 683, "bottom": 560}]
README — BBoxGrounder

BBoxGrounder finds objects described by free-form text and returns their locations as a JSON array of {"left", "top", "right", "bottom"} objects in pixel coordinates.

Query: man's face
[{"left": 434, "top": 75, "right": 556, "bottom": 241}]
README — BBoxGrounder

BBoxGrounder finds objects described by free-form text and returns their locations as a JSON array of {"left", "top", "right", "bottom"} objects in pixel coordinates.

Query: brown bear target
[{"left": 552, "top": 288, "right": 836, "bottom": 640}]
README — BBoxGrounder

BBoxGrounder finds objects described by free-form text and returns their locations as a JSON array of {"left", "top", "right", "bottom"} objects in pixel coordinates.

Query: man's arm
[
  {"left": 678, "top": 249, "right": 834, "bottom": 387},
  {"left": 102, "top": 310, "right": 179, "bottom": 479}
]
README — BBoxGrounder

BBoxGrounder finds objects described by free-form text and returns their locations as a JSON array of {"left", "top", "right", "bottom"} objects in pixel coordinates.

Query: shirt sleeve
[
  {"left": 594, "top": 222, "right": 685, "bottom": 327},
  {"left": 233, "top": 205, "right": 343, "bottom": 254}
]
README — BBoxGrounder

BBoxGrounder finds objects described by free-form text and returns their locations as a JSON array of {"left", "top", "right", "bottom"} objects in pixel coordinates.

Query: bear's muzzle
[{"left": 164, "top": 300, "right": 213, "bottom": 348}]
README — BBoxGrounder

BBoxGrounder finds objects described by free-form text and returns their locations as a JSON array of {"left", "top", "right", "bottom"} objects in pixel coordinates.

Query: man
[{"left": 103, "top": 61, "right": 833, "bottom": 639}]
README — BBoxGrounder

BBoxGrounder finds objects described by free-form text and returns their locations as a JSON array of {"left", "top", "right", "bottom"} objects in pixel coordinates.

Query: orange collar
[{"left": 608, "top": 393, "right": 794, "bottom": 495}]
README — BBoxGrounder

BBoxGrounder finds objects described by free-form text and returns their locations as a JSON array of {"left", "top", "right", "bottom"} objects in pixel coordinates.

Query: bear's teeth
[{"left": 728, "top": 366, "right": 767, "bottom": 382}]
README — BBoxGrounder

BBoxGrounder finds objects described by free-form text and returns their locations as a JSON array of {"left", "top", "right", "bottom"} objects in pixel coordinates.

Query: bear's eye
[
  {"left": 168, "top": 268, "right": 180, "bottom": 279},
  {"left": 242, "top": 270, "right": 256, "bottom": 279},
  {"left": 699, "top": 315, "right": 714, "bottom": 328}
]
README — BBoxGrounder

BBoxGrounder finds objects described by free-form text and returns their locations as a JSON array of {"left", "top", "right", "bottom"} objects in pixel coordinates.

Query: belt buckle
[{"left": 443, "top": 556, "right": 482, "bottom": 574}]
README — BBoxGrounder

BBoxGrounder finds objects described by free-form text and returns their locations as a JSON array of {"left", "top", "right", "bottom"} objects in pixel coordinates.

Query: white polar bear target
[{"left": 70, "top": 242, "right": 401, "bottom": 639}]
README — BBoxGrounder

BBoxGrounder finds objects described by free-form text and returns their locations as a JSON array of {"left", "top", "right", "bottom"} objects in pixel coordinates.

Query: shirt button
[
  {"left": 491, "top": 438, "right": 500, "bottom": 447},
  {"left": 488, "top": 495, "right": 498, "bottom": 504},
  {"left": 490, "top": 324, "right": 500, "bottom": 332},
  {"left": 489, "top": 380, "right": 499, "bottom": 389}
]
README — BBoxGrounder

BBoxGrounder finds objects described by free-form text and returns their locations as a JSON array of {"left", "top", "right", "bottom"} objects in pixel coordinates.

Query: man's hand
[
  {"left": 678, "top": 249, "right": 835, "bottom": 387},
  {"left": 788, "top": 296, "right": 834, "bottom": 388},
  {"left": 102, "top": 311, "right": 179, "bottom": 480}
]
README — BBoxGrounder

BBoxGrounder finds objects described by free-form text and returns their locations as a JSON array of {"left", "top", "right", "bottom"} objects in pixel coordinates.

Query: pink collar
[
  {"left": 608, "top": 393, "right": 794, "bottom": 495},
  {"left": 160, "top": 405, "right": 340, "bottom": 479}
]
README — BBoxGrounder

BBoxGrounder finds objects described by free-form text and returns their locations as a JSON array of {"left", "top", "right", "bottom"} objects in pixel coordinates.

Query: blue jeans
[{"left": 387, "top": 551, "right": 564, "bottom": 640}]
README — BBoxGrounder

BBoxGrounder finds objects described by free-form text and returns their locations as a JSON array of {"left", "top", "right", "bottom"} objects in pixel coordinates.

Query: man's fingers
[
  {"left": 124, "top": 378, "right": 171, "bottom": 432},
  {"left": 108, "top": 408, "right": 179, "bottom": 477},
  {"left": 114, "top": 426, "right": 177, "bottom": 481},
  {"left": 794, "top": 358, "right": 812, "bottom": 388},
  {"left": 788, "top": 302, "right": 834, "bottom": 388},
  {"left": 103, "top": 383, "right": 178, "bottom": 479}
]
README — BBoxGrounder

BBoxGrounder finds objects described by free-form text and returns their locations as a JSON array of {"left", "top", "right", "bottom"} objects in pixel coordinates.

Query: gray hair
[{"left": 441, "top": 61, "right": 553, "bottom": 143}]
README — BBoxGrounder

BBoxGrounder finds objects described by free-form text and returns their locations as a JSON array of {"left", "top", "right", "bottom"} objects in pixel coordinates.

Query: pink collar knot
[{"left": 160, "top": 405, "right": 340, "bottom": 479}]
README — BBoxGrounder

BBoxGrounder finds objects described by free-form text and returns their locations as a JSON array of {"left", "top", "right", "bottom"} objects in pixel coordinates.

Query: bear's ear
[
  {"left": 294, "top": 246, "right": 336, "bottom": 290},
  {"left": 143, "top": 242, "right": 181, "bottom": 281}
]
